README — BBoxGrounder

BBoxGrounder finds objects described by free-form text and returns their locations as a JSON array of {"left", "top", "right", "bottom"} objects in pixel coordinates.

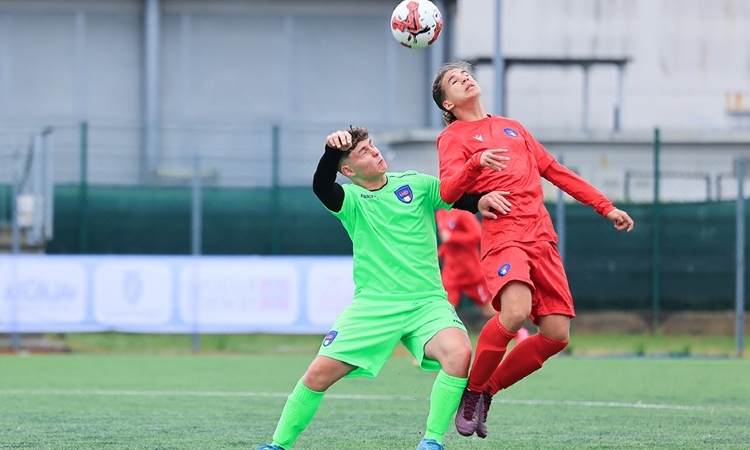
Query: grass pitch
[{"left": 1, "top": 352, "right": 749, "bottom": 449}]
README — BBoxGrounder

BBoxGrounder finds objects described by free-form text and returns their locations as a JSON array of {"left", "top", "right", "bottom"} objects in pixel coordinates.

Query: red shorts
[
  {"left": 444, "top": 280, "right": 492, "bottom": 308},
  {"left": 481, "top": 241, "right": 575, "bottom": 325}
]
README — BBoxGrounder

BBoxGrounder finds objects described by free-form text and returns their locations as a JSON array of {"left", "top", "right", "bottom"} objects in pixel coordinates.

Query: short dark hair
[
  {"left": 431, "top": 61, "right": 476, "bottom": 125},
  {"left": 337, "top": 125, "right": 370, "bottom": 172}
]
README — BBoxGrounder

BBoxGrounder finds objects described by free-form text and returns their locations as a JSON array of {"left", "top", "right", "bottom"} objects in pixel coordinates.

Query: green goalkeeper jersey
[{"left": 330, "top": 171, "right": 451, "bottom": 302}]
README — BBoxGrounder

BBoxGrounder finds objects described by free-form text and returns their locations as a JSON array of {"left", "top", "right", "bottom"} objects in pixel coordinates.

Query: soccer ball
[{"left": 390, "top": 0, "right": 443, "bottom": 49}]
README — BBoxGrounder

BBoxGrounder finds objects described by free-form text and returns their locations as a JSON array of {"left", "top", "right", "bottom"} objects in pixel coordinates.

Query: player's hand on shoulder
[
  {"left": 480, "top": 149, "right": 510, "bottom": 172},
  {"left": 607, "top": 208, "right": 634, "bottom": 232},
  {"left": 326, "top": 130, "right": 353, "bottom": 151},
  {"left": 478, "top": 190, "right": 511, "bottom": 219}
]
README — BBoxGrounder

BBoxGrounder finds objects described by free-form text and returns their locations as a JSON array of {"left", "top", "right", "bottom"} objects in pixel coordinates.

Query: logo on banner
[
  {"left": 323, "top": 330, "right": 338, "bottom": 347},
  {"left": 395, "top": 185, "right": 413, "bottom": 203},
  {"left": 122, "top": 271, "right": 144, "bottom": 305}
]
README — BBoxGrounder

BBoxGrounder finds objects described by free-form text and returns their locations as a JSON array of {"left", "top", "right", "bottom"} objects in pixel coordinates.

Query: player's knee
[
  {"left": 301, "top": 367, "right": 327, "bottom": 391},
  {"left": 438, "top": 338, "right": 472, "bottom": 374},
  {"left": 545, "top": 329, "right": 570, "bottom": 343},
  {"left": 498, "top": 283, "right": 532, "bottom": 330},
  {"left": 499, "top": 309, "right": 529, "bottom": 332},
  {"left": 442, "top": 344, "right": 472, "bottom": 376},
  {"left": 455, "top": 342, "right": 473, "bottom": 366},
  {"left": 301, "top": 360, "right": 343, "bottom": 392},
  {"left": 445, "top": 333, "right": 472, "bottom": 356},
  {"left": 537, "top": 315, "right": 571, "bottom": 342}
]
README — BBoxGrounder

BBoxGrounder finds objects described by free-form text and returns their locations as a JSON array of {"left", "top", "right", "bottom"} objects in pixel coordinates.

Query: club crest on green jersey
[
  {"left": 395, "top": 185, "right": 413, "bottom": 203},
  {"left": 322, "top": 330, "right": 338, "bottom": 346}
]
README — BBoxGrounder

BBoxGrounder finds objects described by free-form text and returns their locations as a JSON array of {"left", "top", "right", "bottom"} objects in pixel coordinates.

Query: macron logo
[{"left": 473, "top": 135, "right": 483, "bottom": 142}]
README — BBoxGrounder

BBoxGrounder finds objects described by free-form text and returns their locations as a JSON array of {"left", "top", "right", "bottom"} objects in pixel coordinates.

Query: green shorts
[{"left": 317, "top": 297, "right": 467, "bottom": 378}]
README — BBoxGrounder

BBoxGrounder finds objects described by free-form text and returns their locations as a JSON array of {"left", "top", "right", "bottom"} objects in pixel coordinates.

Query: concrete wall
[
  {"left": 0, "top": 0, "right": 440, "bottom": 186},
  {"left": 0, "top": 0, "right": 748, "bottom": 189},
  {"left": 455, "top": 0, "right": 750, "bottom": 131}
]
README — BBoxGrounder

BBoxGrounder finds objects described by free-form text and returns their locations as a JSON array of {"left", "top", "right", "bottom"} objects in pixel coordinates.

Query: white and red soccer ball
[{"left": 390, "top": 0, "right": 443, "bottom": 49}]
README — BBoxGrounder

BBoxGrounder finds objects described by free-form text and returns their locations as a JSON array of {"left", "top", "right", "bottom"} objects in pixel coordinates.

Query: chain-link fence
[{"left": 1, "top": 123, "right": 749, "bottom": 317}]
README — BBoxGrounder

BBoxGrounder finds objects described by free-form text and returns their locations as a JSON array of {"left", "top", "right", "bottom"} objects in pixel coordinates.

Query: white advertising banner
[
  {"left": 306, "top": 259, "right": 355, "bottom": 326},
  {"left": 177, "top": 259, "right": 299, "bottom": 327},
  {"left": 0, "top": 258, "right": 87, "bottom": 325},
  {"left": 0, "top": 255, "right": 354, "bottom": 334},
  {"left": 93, "top": 259, "right": 173, "bottom": 326}
]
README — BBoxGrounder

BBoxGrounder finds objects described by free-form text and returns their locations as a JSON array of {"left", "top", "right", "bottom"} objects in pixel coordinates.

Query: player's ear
[
  {"left": 341, "top": 163, "right": 356, "bottom": 177},
  {"left": 442, "top": 100, "right": 455, "bottom": 111}
]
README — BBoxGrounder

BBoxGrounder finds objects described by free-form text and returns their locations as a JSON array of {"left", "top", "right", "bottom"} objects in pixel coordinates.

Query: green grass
[
  {"left": 1, "top": 354, "right": 749, "bottom": 449},
  {"left": 40, "top": 331, "right": 749, "bottom": 358},
  {"left": 40, "top": 332, "right": 325, "bottom": 355},
  {"left": 565, "top": 332, "right": 746, "bottom": 358}
]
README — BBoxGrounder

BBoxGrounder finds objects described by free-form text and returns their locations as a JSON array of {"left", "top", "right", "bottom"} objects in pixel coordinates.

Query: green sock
[
  {"left": 423, "top": 370, "right": 468, "bottom": 442},
  {"left": 271, "top": 379, "right": 325, "bottom": 449}
]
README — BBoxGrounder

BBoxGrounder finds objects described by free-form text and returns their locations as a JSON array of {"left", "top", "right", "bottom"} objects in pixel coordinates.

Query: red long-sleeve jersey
[
  {"left": 436, "top": 209, "right": 485, "bottom": 287},
  {"left": 437, "top": 115, "right": 615, "bottom": 256}
]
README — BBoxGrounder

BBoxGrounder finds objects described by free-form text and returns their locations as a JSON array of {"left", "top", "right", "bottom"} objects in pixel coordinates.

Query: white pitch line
[
  {"left": 0, "top": 389, "right": 413, "bottom": 401},
  {"left": 493, "top": 398, "right": 750, "bottom": 413},
  {"left": 1, "top": 389, "right": 748, "bottom": 412}
]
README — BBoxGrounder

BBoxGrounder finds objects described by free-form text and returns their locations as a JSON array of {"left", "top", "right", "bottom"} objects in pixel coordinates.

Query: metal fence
[
  {"left": 0, "top": 123, "right": 747, "bottom": 353},
  {"left": 2, "top": 123, "right": 749, "bottom": 191},
  {"left": 2, "top": 123, "right": 750, "bottom": 248}
]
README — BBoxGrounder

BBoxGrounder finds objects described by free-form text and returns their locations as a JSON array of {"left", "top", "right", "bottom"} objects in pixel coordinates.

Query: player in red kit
[
  {"left": 431, "top": 61, "right": 635, "bottom": 439},
  {"left": 436, "top": 208, "right": 498, "bottom": 318}
]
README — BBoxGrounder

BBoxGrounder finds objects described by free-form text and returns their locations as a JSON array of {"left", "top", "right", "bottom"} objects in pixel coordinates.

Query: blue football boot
[{"left": 416, "top": 438, "right": 444, "bottom": 450}]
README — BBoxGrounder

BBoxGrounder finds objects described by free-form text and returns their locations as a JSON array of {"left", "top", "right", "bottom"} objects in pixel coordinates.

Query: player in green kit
[{"left": 257, "top": 126, "right": 510, "bottom": 450}]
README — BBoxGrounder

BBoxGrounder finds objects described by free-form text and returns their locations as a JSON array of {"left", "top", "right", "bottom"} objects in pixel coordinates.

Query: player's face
[
  {"left": 441, "top": 68, "right": 482, "bottom": 109},
  {"left": 346, "top": 138, "right": 387, "bottom": 179}
]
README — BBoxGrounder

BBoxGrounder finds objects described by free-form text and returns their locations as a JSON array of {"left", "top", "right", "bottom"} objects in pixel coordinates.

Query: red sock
[
  {"left": 486, "top": 333, "right": 568, "bottom": 395},
  {"left": 467, "top": 316, "right": 516, "bottom": 392}
]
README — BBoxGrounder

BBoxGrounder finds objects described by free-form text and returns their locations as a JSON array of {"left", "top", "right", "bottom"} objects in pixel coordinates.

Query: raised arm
[
  {"left": 541, "top": 161, "right": 614, "bottom": 216},
  {"left": 437, "top": 135, "right": 509, "bottom": 203},
  {"left": 542, "top": 161, "right": 634, "bottom": 232},
  {"left": 312, "top": 146, "right": 346, "bottom": 212},
  {"left": 519, "top": 123, "right": 632, "bottom": 231}
]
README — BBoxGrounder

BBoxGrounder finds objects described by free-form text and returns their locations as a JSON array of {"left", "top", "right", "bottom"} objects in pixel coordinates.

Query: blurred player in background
[
  {"left": 431, "top": 61, "right": 635, "bottom": 439},
  {"left": 436, "top": 208, "right": 496, "bottom": 318},
  {"left": 257, "top": 126, "right": 509, "bottom": 450}
]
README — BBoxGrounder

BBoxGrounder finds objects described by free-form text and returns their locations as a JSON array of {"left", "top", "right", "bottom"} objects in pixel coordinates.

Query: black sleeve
[
  {"left": 451, "top": 192, "right": 485, "bottom": 214},
  {"left": 312, "top": 145, "right": 346, "bottom": 212}
]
